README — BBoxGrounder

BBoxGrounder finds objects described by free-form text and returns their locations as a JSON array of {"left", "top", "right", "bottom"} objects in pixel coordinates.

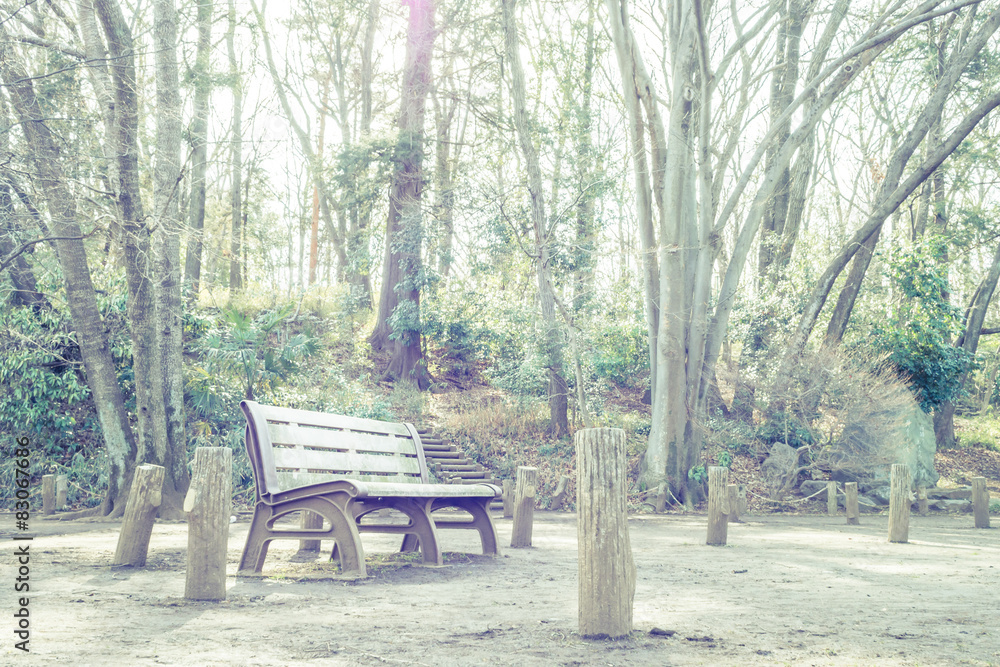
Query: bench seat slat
[
  {"left": 272, "top": 448, "right": 422, "bottom": 477},
  {"left": 267, "top": 423, "right": 418, "bottom": 455},
  {"left": 255, "top": 404, "right": 411, "bottom": 437},
  {"left": 277, "top": 471, "right": 421, "bottom": 489}
]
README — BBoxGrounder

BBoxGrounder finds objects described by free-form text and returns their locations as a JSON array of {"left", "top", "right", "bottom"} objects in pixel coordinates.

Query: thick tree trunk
[
  {"left": 152, "top": 0, "right": 190, "bottom": 518},
  {"left": 502, "top": 0, "right": 569, "bottom": 435},
  {"left": 0, "top": 30, "right": 137, "bottom": 515},
  {"left": 183, "top": 0, "right": 212, "bottom": 297},
  {"left": 97, "top": 0, "right": 171, "bottom": 518},
  {"left": 370, "top": 0, "right": 434, "bottom": 390}
]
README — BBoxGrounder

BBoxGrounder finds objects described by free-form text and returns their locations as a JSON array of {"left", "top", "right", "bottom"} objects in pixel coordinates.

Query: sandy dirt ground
[{"left": 3, "top": 510, "right": 999, "bottom": 666}]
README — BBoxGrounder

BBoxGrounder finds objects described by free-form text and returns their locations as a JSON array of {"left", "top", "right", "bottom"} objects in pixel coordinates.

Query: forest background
[{"left": 2, "top": 0, "right": 1000, "bottom": 518}]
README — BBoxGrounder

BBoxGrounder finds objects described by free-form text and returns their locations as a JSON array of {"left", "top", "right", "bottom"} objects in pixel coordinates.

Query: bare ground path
[{"left": 3, "top": 511, "right": 998, "bottom": 666}]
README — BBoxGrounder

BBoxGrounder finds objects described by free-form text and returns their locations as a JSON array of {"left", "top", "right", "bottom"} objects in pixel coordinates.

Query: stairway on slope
[{"left": 417, "top": 429, "right": 504, "bottom": 512}]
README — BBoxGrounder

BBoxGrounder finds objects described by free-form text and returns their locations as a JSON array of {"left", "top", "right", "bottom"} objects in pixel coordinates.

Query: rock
[
  {"left": 866, "top": 486, "right": 892, "bottom": 505},
  {"left": 898, "top": 402, "right": 939, "bottom": 488},
  {"left": 927, "top": 488, "right": 972, "bottom": 500},
  {"left": 762, "top": 442, "right": 801, "bottom": 497},
  {"left": 799, "top": 480, "right": 831, "bottom": 499},
  {"left": 857, "top": 495, "right": 881, "bottom": 512},
  {"left": 931, "top": 499, "right": 972, "bottom": 513}
]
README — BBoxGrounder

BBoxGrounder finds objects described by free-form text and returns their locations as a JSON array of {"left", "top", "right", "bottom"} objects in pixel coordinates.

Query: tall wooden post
[
  {"left": 888, "top": 463, "right": 910, "bottom": 544},
  {"left": 576, "top": 427, "right": 635, "bottom": 639},
  {"left": 916, "top": 486, "right": 929, "bottom": 516},
  {"left": 549, "top": 474, "right": 572, "bottom": 511},
  {"left": 185, "top": 447, "right": 232, "bottom": 601},
  {"left": 55, "top": 474, "right": 68, "bottom": 510},
  {"left": 41, "top": 475, "right": 55, "bottom": 515},
  {"left": 972, "top": 477, "right": 990, "bottom": 529},
  {"left": 845, "top": 482, "right": 860, "bottom": 525},
  {"left": 299, "top": 512, "right": 323, "bottom": 551},
  {"left": 502, "top": 479, "right": 514, "bottom": 519},
  {"left": 727, "top": 484, "right": 741, "bottom": 523},
  {"left": 827, "top": 481, "right": 838, "bottom": 516},
  {"left": 113, "top": 465, "right": 165, "bottom": 566},
  {"left": 706, "top": 466, "right": 729, "bottom": 546},
  {"left": 510, "top": 466, "right": 537, "bottom": 548}
]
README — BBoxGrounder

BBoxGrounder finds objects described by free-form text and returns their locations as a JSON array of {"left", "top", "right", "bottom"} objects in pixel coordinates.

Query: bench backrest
[{"left": 241, "top": 400, "right": 430, "bottom": 498}]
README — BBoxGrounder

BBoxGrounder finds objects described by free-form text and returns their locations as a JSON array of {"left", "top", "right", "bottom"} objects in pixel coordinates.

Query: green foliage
[
  {"left": 422, "top": 285, "right": 499, "bottom": 381},
  {"left": 193, "top": 304, "right": 319, "bottom": 402},
  {"left": 688, "top": 464, "right": 707, "bottom": 484},
  {"left": 757, "top": 410, "right": 816, "bottom": 449},
  {"left": 590, "top": 318, "right": 647, "bottom": 388},
  {"left": 871, "top": 237, "right": 973, "bottom": 411}
]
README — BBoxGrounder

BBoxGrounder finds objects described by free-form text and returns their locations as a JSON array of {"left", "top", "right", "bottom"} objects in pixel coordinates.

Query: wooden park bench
[{"left": 238, "top": 400, "right": 502, "bottom": 577}]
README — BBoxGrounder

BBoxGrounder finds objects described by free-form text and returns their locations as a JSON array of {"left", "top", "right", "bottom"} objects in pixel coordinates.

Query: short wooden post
[
  {"left": 706, "top": 466, "right": 729, "bottom": 546},
  {"left": 727, "top": 484, "right": 741, "bottom": 523},
  {"left": 549, "top": 474, "right": 572, "bottom": 511},
  {"left": 737, "top": 484, "right": 748, "bottom": 516},
  {"left": 185, "top": 447, "right": 232, "bottom": 601},
  {"left": 917, "top": 486, "right": 929, "bottom": 516},
  {"left": 112, "top": 465, "right": 165, "bottom": 567},
  {"left": 827, "top": 481, "right": 838, "bottom": 516},
  {"left": 299, "top": 511, "right": 323, "bottom": 551},
  {"left": 972, "top": 477, "right": 990, "bottom": 529},
  {"left": 888, "top": 463, "right": 911, "bottom": 544},
  {"left": 510, "top": 466, "right": 537, "bottom": 548},
  {"left": 576, "top": 428, "right": 635, "bottom": 639},
  {"left": 502, "top": 479, "right": 514, "bottom": 519},
  {"left": 845, "top": 482, "right": 860, "bottom": 525},
  {"left": 55, "top": 474, "right": 68, "bottom": 510},
  {"left": 41, "top": 474, "right": 55, "bottom": 516}
]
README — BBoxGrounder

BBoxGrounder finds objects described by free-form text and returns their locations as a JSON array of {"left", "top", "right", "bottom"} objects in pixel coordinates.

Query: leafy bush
[{"left": 871, "top": 237, "right": 973, "bottom": 411}]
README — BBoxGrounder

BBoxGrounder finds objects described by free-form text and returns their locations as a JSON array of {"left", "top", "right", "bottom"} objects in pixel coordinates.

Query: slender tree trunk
[
  {"left": 823, "top": 226, "right": 882, "bottom": 347},
  {"left": 152, "top": 0, "right": 190, "bottom": 517},
  {"left": 183, "top": 0, "right": 212, "bottom": 297},
  {"left": 227, "top": 0, "right": 243, "bottom": 294},
  {"left": 935, "top": 237, "right": 1000, "bottom": 446},
  {"left": 0, "top": 28, "right": 137, "bottom": 515},
  {"left": 502, "top": 0, "right": 569, "bottom": 435}
]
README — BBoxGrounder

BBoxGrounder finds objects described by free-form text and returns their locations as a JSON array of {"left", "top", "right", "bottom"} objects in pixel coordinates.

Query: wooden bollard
[
  {"left": 112, "top": 465, "right": 165, "bottom": 566},
  {"left": 502, "top": 479, "right": 514, "bottom": 519},
  {"left": 41, "top": 474, "right": 55, "bottom": 515},
  {"left": 510, "top": 466, "right": 537, "bottom": 548},
  {"left": 827, "top": 481, "right": 838, "bottom": 516},
  {"left": 888, "top": 463, "right": 911, "bottom": 543},
  {"left": 917, "top": 486, "right": 929, "bottom": 516},
  {"left": 727, "top": 484, "right": 741, "bottom": 523},
  {"left": 972, "top": 477, "right": 990, "bottom": 529},
  {"left": 185, "top": 447, "right": 232, "bottom": 601},
  {"left": 56, "top": 475, "right": 68, "bottom": 510},
  {"left": 706, "top": 466, "right": 729, "bottom": 546},
  {"left": 737, "top": 484, "right": 748, "bottom": 516},
  {"left": 576, "top": 427, "right": 635, "bottom": 639},
  {"left": 845, "top": 482, "right": 860, "bottom": 525},
  {"left": 549, "top": 474, "right": 572, "bottom": 511},
  {"left": 299, "top": 511, "right": 323, "bottom": 551}
]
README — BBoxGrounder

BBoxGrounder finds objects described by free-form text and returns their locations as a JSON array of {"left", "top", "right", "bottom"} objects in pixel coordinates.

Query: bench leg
[
  {"left": 457, "top": 497, "right": 501, "bottom": 556},
  {"left": 393, "top": 498, "right": 442, "bottom": 566},
  {"left": 307, "top": 498, "right": 366, "bottom": 577},
  {"left": 238, "top": 504, "right": 272, "bottom": 574}
]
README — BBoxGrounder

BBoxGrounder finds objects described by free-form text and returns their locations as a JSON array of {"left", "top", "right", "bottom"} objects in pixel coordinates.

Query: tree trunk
[
  {"left": 823, "top": 226, "right": 882, "bottom": 348},
  {"left": 371, "top": 0, "right": 435, "bottom": 390},
  {"left": 227, "top": 0, "right": 243, "bottom": 294},
  {"left": 183, "top": 0, "right": 212, "bottom": 297},
  {"left": 502, "top": 0, "right": 569, "bottom": 435},
  {"left": 0, "top": 29, "right": 137, "bottom": 515},
  {"left": 97, "top": 0, "right": 172, "bottom": 518},
  {"left": 152, "top": 0, "right": 190, "bottom": 518}
]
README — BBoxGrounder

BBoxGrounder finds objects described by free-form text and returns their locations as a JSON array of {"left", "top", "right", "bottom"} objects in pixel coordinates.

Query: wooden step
[
  {"left": 449, "top": 471, "right": 487, "bottom": 479},
  {"left": 424, "top": 451, "right": 463, "bottom": 459},
  {"left": 438, "top": 464, "right": 479, "bottom": 472},
  {"left": 420, "top": 437, "right": 445, "bottom": 446}
]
